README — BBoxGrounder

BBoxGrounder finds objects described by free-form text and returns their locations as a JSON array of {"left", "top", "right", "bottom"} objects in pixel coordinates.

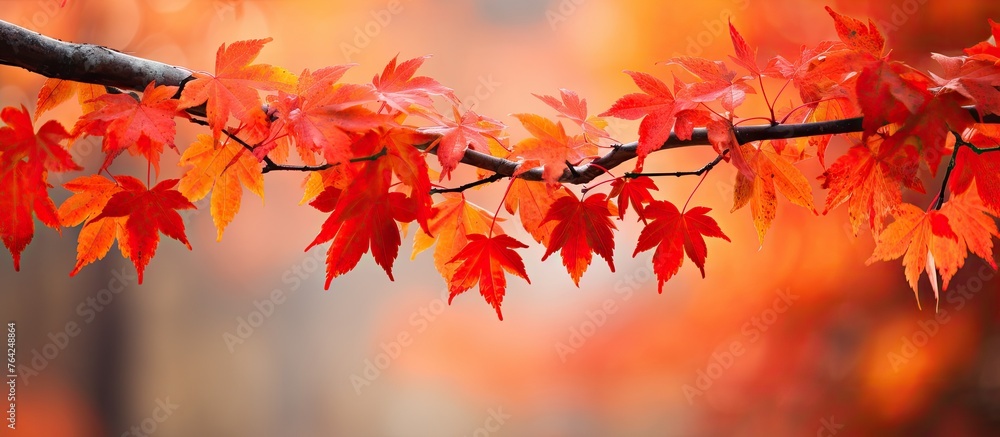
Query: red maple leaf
[
  {"left": 418, "top": 107, "right": 505, "bottom": 180},
  {"left": 600, "top": 71, "right": 691, "bottom": 170},
  {"left": 0, "top": 105, "right": 80, "bottom": 270},
  {"left": 855, "top": 60, "right": 931, "bottom": 138},
  {"left": 305, "top": 155, "right": 418, "bottom": 287},
  {"left": 963, "top": 18, "right": 1000, "bottom": 58},
  {"left": 540, "top": 192, "right": 617, "bottom": 285},
  {"left": 178, "top": 38, "right": 296, "bottom": 139},
  {"left": 666, "top": 56, "right": 756, "bottom": 113},
  {"left": 372, "top": 55, "right": 457, "bottom": 114},
  {"left": 447, "top": 233, "right": 530, "bottom": 321},
  {"left": 265, "top": 66, "right": 386, "bottom": 165},
  {"left": 609, "top": 176, "right": 658, "bottom": 223},
  {"left": 74, "top": 82, "right": 184, "bottom": 174},
  {"left": 820, "top": 136, "right": 924, "bottom": 235},
  {"left": 91, "top": 176, "right": 197, "bottom": 284},
  {"left": 825, "top": 6, "right": 885, "bottom": 58},
  {"left": 533, "top": 89, "right": 611, "bottom": 141},
  {"left": 633, "top": 200, "right": 730, "bottom": 293},
  {"left": 728, "top": 21, "right": 760, "bottom": 78},
  {"left": 949, "top": 136, "right": 1000, "bottom": 215}
]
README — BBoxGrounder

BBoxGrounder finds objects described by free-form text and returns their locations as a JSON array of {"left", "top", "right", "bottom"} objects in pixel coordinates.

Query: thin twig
[
  {"left": 625, "top": 150, "right": 729, "bottom": 179},
  {"left": 430, "top": 173, "right": 506, "bottom": 194}
]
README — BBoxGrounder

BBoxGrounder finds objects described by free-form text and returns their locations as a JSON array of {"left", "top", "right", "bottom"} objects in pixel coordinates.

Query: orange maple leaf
[
  {"left": 178, "top": 38, "right": 296, "bottom": 139},
  {"left": 58, "top": 175, "right": 127, "bottom": 275},
  {"left": 35, "top": 78, "right": 107, "bottom": 120},
  {"left": 731, "top": 142, "right": 816, "bottom": 246},
  {"left": 447, "top": 233, "right": 530, "bottom": 321},
  {"left": 73, "top": 82, "right": 185, "bottom": 174},
  {"left": 633, "top": 201, "right": 730, "bottom": 293},
  {"left": 412, "top": 194, "right": 502, "bottom": 284},
  {"left": 510, "top": 113, "right": 596, "bottom": 186},
  {"left": 91, "top": 177, "right": 197, "bottom": 284},
  {"left": 178, "top": 134, "right": 264, "bottom": 241},
  {"left": 504, "top": 178, "right": 570, "bottom": 244},
  {"left": 540, "top": 192, "right": 617, "bottom": 285},
  {"left": 867, "top": 203, "right": 961, "bottom": 308}
]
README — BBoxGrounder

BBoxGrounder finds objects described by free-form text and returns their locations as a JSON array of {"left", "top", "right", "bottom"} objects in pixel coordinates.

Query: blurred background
[{"left": 2, "top": 0, "right": 1000, "bottom": 436}]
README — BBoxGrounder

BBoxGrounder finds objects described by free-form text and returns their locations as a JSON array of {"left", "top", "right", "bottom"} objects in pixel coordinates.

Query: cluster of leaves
[{"left": 1, "top": 8, "right": 999, "bottom": 319}]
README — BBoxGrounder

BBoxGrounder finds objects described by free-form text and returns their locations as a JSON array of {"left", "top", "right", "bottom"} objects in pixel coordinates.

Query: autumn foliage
[{"left": 2, "top": 8, "right": 999, "bottom": 320}]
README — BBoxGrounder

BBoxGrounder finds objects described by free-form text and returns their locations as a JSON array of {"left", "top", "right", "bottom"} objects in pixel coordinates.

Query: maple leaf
[
  {"left": 0, "top": 162, "right": 59, "bottom": 271},
  {"left": 665, "top": 57, "right": 756, "bottom": 113},
  {"left": 418, "top": 107, "right": 505, "bottom": 180},
  {"left": 867, "top": 203, "right": 960, "bottom": 308},
  {"left": 855, "top": 60, "right": 931, "bottom": 138},
  {"left": 882, "top": 95, "right": 973, "bottom": 175},
  {"left": 265, "top": 67, "right": 385, "bottom": 165},
  {"left": 177, "top": 38, "right": 296, "bottom": 139},
  {"left": 600, "top": 71, "right": 688, "bottom": 170},
  {"left": 305, "top": 159, "right": 417, "bottom": 287},
  {"left": 447, "top": 233, "right": 530, "bottom": 321},
  {"left": 540, "top": 192, "right": 617, "bottom": 285},
  {"left": 949, "top": 139, "right": 1000, "bottom": 215},
  {"left": 0, "top": 105, "right": 80, "bottom": 270},
  {"left": 930, "top": 53, "right": 1000, "bottom": 119},
  {"left": 35, "top": 78, "right": 107, "bottom": 120},
  {"left": 371, "top": 55, "right": 457, "bottom": 114},
  {"left": 609, "top": 176, "right": 658, "bottom": 222},
  {"left": 633, "top": 200, "right": 730, "bottom": 293},
  {"left": 940, "top": 185, "right": 999, "bottom": 282},
  {"left": 412, "top": 194, "right": 502, "bottom": 283},
  {"left": 503, "top": 178, "right": 570, "bottom": 244},
  {"left": 91, "top": 177, "right": 196, "bottom": 284},
  {"left": 510, "top": 113, "right": 596, "bottom": 186},
  {"left": 963, "top": 18, "right": 1000, "bottom": 58},
  {"left": 707, "top": 119, "right": 756, "bottom": 180},
  {"left": 731, "top": 142, "right": 816, "bottom": 246},
  {"left": 58, "top": 175, "right": 126, "bottom": 275},
  {"left": 178, "top": 134, "right": 264, "bottom": 241},
  {"left": 74, "top": 82, "right": 184, "bottom": 174},
  {"left": 820, "top": 136, "right": 924, "bottom": 235},
  {"left": 533, "top": 89, "right": 611, "bottom": 140},
  {"left": 824, "top": 6, "right": 885, "bottom": 58},
  {"left": 728, "top": 21, "right": 760, "bottom": 77}
]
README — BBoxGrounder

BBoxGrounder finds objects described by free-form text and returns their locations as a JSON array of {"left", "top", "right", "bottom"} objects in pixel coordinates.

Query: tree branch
[{"left": 3, "top": 19, "right": 1000, "bottom": 189}]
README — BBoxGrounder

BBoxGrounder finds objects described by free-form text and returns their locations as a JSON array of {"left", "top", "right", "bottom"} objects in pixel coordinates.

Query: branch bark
[{"left": 1, "top": 19, "right": 998, "bottom": 187}]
